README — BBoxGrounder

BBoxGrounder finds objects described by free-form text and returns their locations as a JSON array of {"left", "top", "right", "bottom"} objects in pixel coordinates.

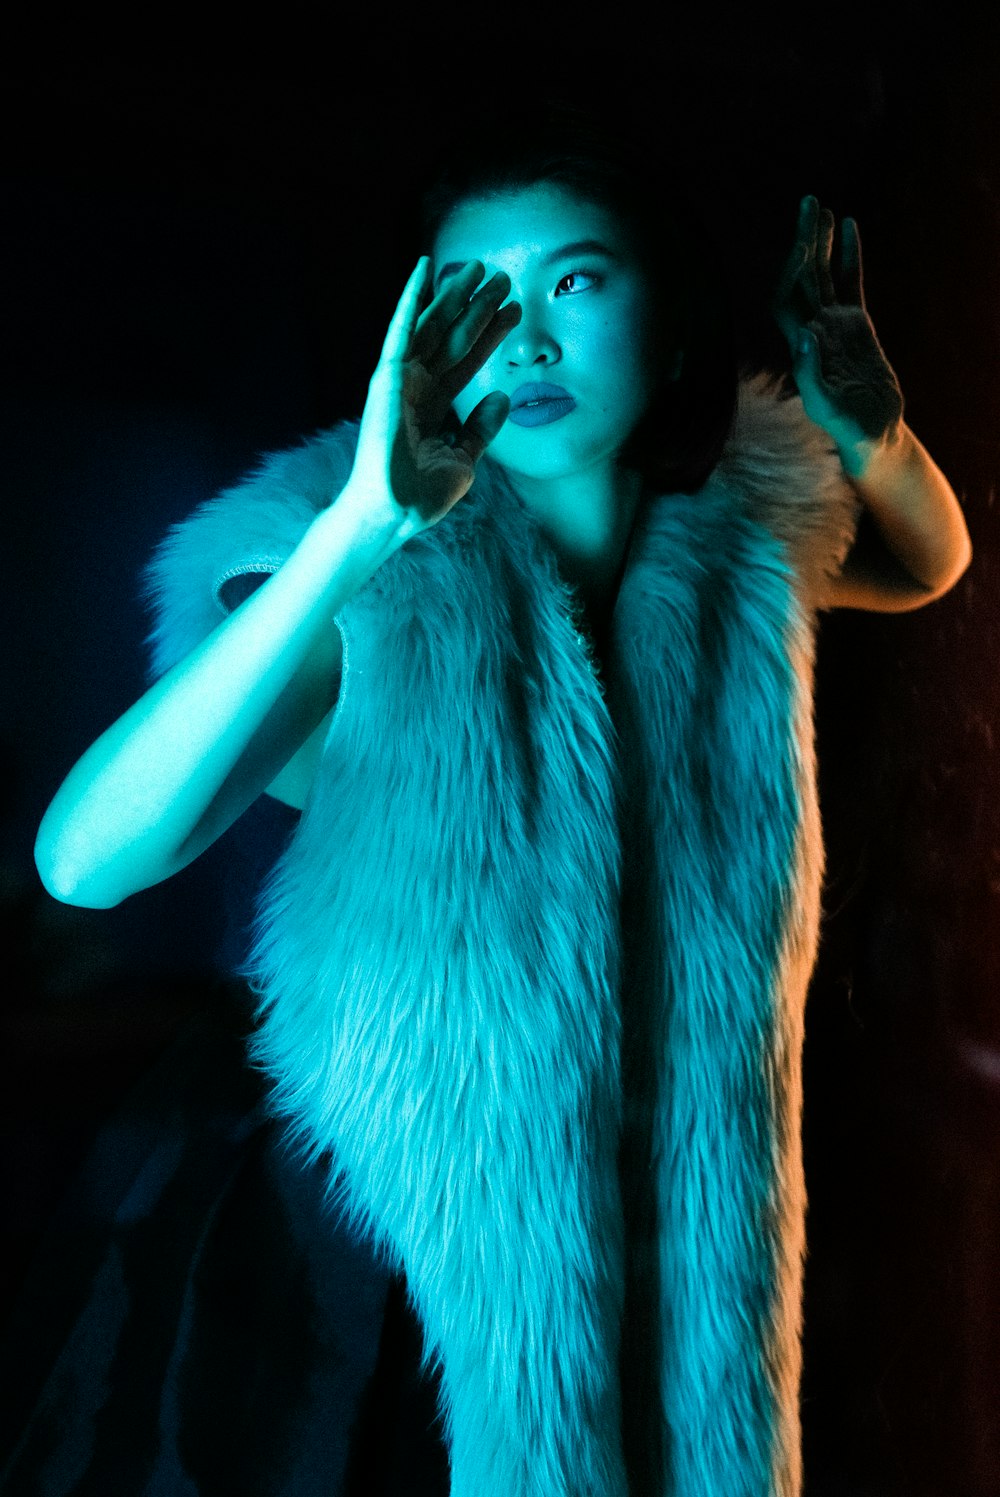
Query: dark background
[{"left": 2, "top": 14, "right": 999, "bottom": 1495}]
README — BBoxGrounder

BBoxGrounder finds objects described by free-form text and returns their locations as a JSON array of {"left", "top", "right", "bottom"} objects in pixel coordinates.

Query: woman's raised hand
[
  {"left": 350, "top": 257, "right": 522, "bottom": 540},
  {"left": 772, "top": 195, "right": 904, "bottom": 465}
]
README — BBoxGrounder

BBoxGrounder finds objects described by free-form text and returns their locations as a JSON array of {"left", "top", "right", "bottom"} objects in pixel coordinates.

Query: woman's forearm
[
  {"left": 35, "top": 478, "right": 405, "bottom": 908},
  {"left": 839, "top": 421, "right": 973, "bottom": 597}
]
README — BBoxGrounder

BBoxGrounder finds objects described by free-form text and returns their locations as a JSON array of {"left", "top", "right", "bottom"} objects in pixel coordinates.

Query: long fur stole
[{"left": 143, "top": 373, "right": 860, "bottom": 1497}]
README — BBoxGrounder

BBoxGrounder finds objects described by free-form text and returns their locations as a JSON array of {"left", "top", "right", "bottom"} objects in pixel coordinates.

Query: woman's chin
[{"left": 491, "top": 432, "right": 619, "bottom": 486}]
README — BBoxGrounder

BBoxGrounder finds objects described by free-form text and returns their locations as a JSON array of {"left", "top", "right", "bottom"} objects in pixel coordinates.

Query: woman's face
[{"left": 432, "top": 183, "right": 665, "bottom": 485}]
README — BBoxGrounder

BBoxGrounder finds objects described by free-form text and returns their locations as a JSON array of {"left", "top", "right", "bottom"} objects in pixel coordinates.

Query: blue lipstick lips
[{"left": 507, "top": 381, "right": 577, "bottom": 428}]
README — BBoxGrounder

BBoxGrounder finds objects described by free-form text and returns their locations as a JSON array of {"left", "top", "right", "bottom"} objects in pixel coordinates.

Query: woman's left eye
[{"left": 555, "top": 269, "right": 602, "bottom": 296}]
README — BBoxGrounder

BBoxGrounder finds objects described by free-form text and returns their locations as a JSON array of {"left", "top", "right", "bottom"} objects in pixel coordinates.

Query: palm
[
  {"left": 773, "top": 196, "right": 903, "bottom": 451},
  {"left": 357, "top": 258, "right": 522, "bottom": 532},
  {"left": 391, "top": 361, "right": 477, "bottom": 517},
  {"left": 793, "top": 303, "right": 902, "bottom": 445}
]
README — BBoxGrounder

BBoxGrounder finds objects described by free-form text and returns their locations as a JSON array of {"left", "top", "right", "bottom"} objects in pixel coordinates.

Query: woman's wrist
[
  {"left": 313, "top": 474, "right": 411, "bottom": 577},
  {"left": 835, "top": 416, "right": 908, "bottom": 483}
]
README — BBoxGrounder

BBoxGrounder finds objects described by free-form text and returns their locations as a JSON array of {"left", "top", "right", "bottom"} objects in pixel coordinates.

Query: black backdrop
[{"left": 3, "top": 16, "right": 999, "bottom": 1496}]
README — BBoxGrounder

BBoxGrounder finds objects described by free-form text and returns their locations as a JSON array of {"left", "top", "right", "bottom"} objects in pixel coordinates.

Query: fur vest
[{"left": 143, "top": 373, "right": 860, "bottom": 1497}]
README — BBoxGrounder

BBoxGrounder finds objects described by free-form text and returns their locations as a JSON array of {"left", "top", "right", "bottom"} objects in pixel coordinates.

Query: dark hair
[{"left": 418, "top": 100, "right": 737, "bottom": 495}]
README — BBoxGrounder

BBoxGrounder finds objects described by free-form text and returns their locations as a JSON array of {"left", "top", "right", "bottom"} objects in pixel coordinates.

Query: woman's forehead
[{"left": 432, "top": 183, "right": 632, "bottom": 268}]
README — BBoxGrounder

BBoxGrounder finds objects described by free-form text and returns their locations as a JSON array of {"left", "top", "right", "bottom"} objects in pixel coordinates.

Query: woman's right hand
[{"left": 349, "top": 257, "right": 522, "bottom": 540}]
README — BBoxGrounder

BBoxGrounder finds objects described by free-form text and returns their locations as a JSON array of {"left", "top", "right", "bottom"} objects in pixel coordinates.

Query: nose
[{"left": 504, "top": 299, "right": 559, "bottom": 367}]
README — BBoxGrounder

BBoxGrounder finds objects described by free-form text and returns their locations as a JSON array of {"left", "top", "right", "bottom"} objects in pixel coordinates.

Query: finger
[
  {"left": 794, "top": 325, "right": 827, "bottom": 392},
  {"left": 772, "top": 238, "right": 810, "bottom": 348},
  {"left": 410, "top": 259, "right": 487, "bottom": 363},
  {"left": 817, "top": 206, "right": 836, "bottom": 305},
  {"left": 440, "top": 300, "right": 523, "bottom": 399},
  {"left": 797, "top": 195, "right": 822, "bottom": 314},
  {"left": 429, "top": 271, "right": 516, "bottom": 375},
  {"left": 377, "top": 257, "right": 433, "bottom": 367},
  {"left": 839, "top": 217, "right": 866, "bottom": 309},
  {"left": 772, "top": 195, "right": 818, "bottom": 330},
  {"left": 455, "top": 391, "right": 511, "bottom": 465}
]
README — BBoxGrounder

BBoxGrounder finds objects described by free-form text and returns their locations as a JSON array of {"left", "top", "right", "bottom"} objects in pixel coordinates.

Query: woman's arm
[
  {"left": 818, "top": 419, "right": 972, "bottom": 612},
  {"left": 35, "top": 485, "right": 402, "bottom": 908},
  {"left": 35, "top": 256, "right": 520, "bottom": 908},
  {"left": 773, "top": 195, "right": 972, "bottom": 612}
]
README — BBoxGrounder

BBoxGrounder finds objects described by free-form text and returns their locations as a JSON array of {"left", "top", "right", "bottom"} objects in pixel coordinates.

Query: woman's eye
[{"left": 555, "top": 269, "right": 602, "bottom": 296}]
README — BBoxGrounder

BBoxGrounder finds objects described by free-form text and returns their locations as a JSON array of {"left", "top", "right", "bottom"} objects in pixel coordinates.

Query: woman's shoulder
[
  {"left": 242, "top": 418, "right": 363, "bottom": 503},
  {"left": 142, "top": 417, "right": 363, "bottom": 682}
]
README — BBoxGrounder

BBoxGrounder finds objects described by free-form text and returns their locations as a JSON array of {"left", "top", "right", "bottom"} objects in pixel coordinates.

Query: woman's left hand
[{"left": 772, "top": 195, "right": 904, "bottom": 466}]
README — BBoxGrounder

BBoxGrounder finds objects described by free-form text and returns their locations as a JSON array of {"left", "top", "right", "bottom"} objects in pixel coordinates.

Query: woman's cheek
[
  {"left": 611, "top": 326, "right": 657, "bottom": 421},
  {"left": 452, "top": 363, "right": 495, "bottom": 424}
]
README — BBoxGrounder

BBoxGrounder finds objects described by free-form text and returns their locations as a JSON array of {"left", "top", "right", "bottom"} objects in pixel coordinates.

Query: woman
[{"left": 26, "top": 110, "right": 970, "bottom": 1497}]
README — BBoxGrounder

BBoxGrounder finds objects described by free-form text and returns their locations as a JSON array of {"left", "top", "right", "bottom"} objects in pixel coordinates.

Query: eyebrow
[{"left": 435, "top": 239, "right": 619, "bottom": 288}]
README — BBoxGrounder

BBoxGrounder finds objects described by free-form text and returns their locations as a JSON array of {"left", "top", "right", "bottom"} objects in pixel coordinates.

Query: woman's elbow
[
  {"left": 957, "top": 531, "right": 974, "bottom": 583},
  {"left": 933, "top": 530, "right": 974, "bottom": 601},
  {"left": 34, "top": 827, "right": 127, "bottom": 909}
]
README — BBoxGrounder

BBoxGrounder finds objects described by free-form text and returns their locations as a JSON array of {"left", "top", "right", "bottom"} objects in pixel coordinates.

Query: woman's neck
[{"left": 510, "top": 461, "right": 644, "bottom": 623}]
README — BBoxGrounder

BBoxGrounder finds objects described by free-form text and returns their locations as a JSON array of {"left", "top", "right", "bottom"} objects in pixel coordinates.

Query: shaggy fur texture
[{"left": 143, "top": 374, "right": 859, "bottom": 1497}]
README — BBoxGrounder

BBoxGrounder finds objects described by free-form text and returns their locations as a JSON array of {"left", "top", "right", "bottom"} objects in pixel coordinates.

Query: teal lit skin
[
  {"left": 433, "top": 185, "right": 661, "bottom": 474},
  {"left": 418, "top": 188, "right": 968, "bottom": 615},
  {"left": 771, "top": 194, "right": 905, "bottom": 470},
  {"left": 431, "top": 184, "right": 667, "bottom": 585}
]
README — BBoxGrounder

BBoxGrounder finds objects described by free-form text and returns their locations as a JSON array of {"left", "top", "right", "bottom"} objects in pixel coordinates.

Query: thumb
[
  {"left": 796, "top": 327, "right": 824, "bottom": 387},
  {"left": 458, "top": 391, "right": 510, "bottom": 465}
]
